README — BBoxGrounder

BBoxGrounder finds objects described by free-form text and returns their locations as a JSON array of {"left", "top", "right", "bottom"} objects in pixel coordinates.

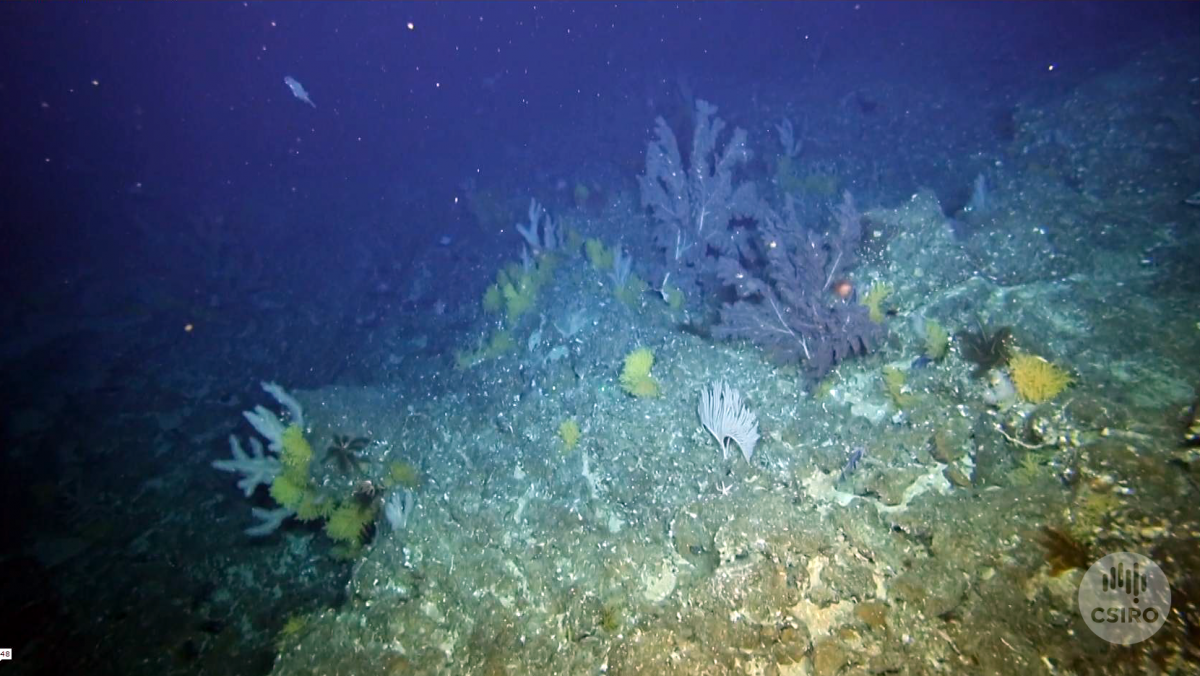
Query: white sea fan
[
  {"left": 698, "top": 381, "right": 760, "bottom": 462},
  {"left": 384, "top": 490, "right": 415, "bottom": 531}
]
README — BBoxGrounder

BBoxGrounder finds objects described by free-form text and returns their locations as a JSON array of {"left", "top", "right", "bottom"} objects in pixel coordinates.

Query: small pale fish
[{"left": 284, "top": 76, "right": 316, "bottom": 108}]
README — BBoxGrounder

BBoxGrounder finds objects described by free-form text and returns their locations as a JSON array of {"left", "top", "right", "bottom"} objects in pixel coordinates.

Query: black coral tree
[{"left": 715, "top": 192, "right": 881, "bottom": 380}]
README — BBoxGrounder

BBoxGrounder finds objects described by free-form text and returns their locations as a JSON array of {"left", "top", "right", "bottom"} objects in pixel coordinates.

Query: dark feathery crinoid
[
  {"left": 1036, "top": 526, "right": 1090, "bottom": 576},
  {"left": 956, "top": 315, "right": 1013, "bottom": 377},
  {"left": 326, "top": 434, "right": 371, "bottom": 474}
]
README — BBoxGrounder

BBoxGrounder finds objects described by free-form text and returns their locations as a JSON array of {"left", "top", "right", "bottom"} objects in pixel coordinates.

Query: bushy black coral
[
  {"left": 714, "top": 192, "right": 881, "bottom": 380},
  {"left": 957, "top": 317, "right": 1012, "bottom": 377}
]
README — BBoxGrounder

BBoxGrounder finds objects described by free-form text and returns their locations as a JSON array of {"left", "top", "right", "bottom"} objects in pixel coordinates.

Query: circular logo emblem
[{"left": 1078, "top": 552, "right": 1170, "bottom": 645}]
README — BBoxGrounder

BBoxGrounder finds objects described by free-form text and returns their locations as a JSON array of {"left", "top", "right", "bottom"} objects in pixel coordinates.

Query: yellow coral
[
  {"left": 620, "top": 348, "right": 660, "bottom": 398},
  {"left": 500, "top": 263, "right": 520, "bottom": 286},
  {"left": 662, "top": 282, "right": 685, "bottom": 310},
  {"left": 532, "top": 252, "right": 558, "bottom": 285},
  {"left": 566, "top": 227, "right": 585, "bottom": 256},
  {"left": 622, "top": 348, "right": 653, "bottom": 378},
  {"left": 923, "top": 319, "right": 949, "bottom": 360},
  {"left": 882, "top": 365, "right": 915, "bottom": 409},
  {"left": 502, "top": 278, "right": 536, "bottom": 323},
  {"left": 280, "top": 424, "right": 313, "bottom": 481},
  {"left": 269, "top": 473, "right": 306, "bottom": 510},
  {"left": 454, "top": 329, "right": 515, "bottom": 370},
  {"left": 1069, "top": 486, "right": 1121, "bottom": 539},
  {"left": 1011, "top": 450, "right": 1051, "bottom": 486},
  {"left": 585, "top": 238, "right": 613, "bottom": 271},
  {"left": 814, "top": 374, "right": 838, "bottom": 400},
  {"left": 325, "top": 501, "right": 374, "bottom": 545},
  {"left": 294, "top": 492, "right": 335, "bottom": 522},
  {"left": 559, "top": 419, "right": 580, "bottom": 452},
  {"left": 280, "top": 614, "right": 307, "bottom": 640},
  {"left": 485, "top": 329, "right": 514, "bottom": 355},
  {"left": 276, "top": 613, "right": 310, "bottom": 650},
  {"left": 625, "top": 378, "right": 660, "bottom": 398},
  {"left": 614, "top": 274, "right": 648, "bottom": 307},
  {"left": 860, "top": 282, "right": 893, "bottom": 323},
  {"left": 387, "top": 460, "right": 421, "bottom": 489},
  {"left": 800, "top": 171, "right": 840, "bottom": 197},
  {"left": 482, "top": 283, "right": 503, "bottom": 314},
  {"left": 574, "top": 182, "right": 590, "bottom": 208},
  {"left": 1008, "top": 353, "right": 1071, "bottom": 403}
]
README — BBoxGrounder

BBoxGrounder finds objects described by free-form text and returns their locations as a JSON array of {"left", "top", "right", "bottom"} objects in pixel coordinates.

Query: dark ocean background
[{"left": 1, "top": 3, "right": 1198, "bottom": 675}]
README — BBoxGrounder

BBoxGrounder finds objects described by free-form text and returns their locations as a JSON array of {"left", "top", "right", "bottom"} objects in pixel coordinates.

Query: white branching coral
[{"left": 638, "top": 99, "right": 757, "bottom": 263}]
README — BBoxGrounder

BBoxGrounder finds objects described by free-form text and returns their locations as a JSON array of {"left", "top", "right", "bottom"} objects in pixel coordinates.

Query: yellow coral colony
[
  {"left": 269, "top": 473, "right": 306, "bottom": 511},
  {"left": 387, "top": 460, "right": 421, "bottom": 489},
  {"left": 502, "top": 277, "right": 536, "bottom": 323},
  {"left": 585, "top": 238, "right": 613, "bottom": 271},
  {"left": 860, "top": 282, "right": 893, "bottom": 323},
  {"left": 325, "top": 501, "right": 374, "bottom": 546},
  {"left": 1008, "top": 353, "right": 1072, "bottom": 403},
  {"left": 270, "top": 423, "right": 316, "bottom": 511},
  {"left": 882, "top": 365, "right": 915, "bottom": 409},
  {"left": 923, "top": 319, "right": 949, "bottom": 360},
  {"left": 280, "top": 424, "right": 313, "bottom": 479},
  {"left": 619, "top": 348, "right": 660, "bottom": 398},
  {"left": 482, "top": 283, "right": 503, "bottom": 314},
  {"left": 559, "top": 419, "right": 581, "bottom": 452}
]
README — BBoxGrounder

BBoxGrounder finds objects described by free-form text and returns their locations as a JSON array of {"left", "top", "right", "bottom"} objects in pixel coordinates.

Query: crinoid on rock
[
  {"left": 325, "top": 434, "right": 371, "bottom": 475},
  {"left": 957, "top": 316, "right": 1013, "bottom": 377}
]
